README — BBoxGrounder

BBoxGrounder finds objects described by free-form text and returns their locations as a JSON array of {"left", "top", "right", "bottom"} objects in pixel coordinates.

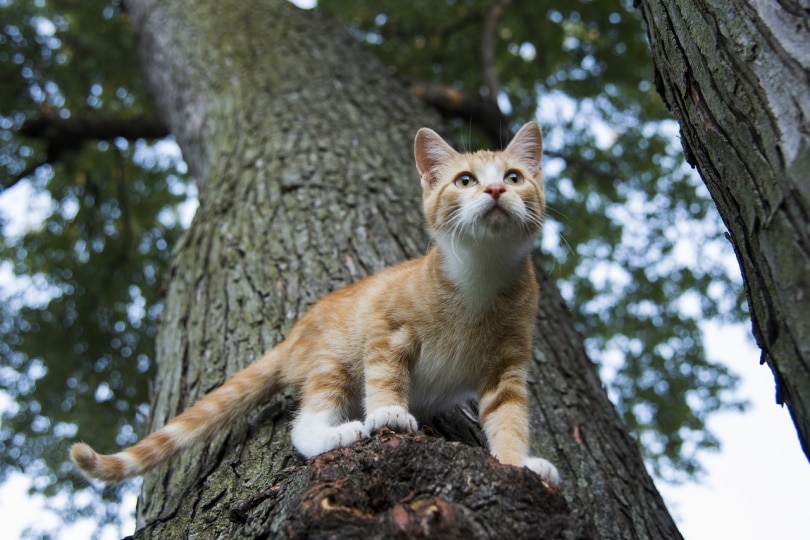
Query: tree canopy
[{"left": 0, "top": 0, "right": 746, "bottom": 535}]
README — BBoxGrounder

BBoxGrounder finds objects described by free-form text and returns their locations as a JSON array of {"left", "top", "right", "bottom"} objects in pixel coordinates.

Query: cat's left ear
[
  {"left": 505, "top": 121, "right": 543, "bottom": 178},
  {"left": 414, "top": 127, "right": 458, "bottom": 189}
]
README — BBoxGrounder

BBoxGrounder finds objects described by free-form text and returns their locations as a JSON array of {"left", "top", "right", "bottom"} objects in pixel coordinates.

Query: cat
[{"left": 70, "top": 121, "right": 560, "bottom": 486}]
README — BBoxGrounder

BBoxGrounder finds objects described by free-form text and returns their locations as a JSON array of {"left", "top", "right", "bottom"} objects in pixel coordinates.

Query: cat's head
[{"left": 414, "top": 121, "right": 545, "bottom": 244}]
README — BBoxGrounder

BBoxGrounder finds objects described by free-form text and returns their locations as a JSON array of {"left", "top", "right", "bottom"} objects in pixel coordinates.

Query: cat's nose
[{"left": 484, "top": 184, "right": 505, "bottom": 200}]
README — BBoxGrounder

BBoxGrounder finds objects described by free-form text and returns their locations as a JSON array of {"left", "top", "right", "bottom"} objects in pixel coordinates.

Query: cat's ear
[
  {"left": 414, "top": 128, "right": 458, "bottom": 189},
  {"left": 505, "top": 121, "right": 543, "bottom": 177}
]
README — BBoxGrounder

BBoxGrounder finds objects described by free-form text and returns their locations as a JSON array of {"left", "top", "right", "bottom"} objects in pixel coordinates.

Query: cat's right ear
[{"left": 414, "top": 128, "right": 457, "bottom": 189}]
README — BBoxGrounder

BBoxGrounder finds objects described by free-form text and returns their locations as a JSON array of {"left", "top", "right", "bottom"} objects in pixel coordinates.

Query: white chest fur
[{"left": 407, "top": 331, "right": 488, "bottom": 416}]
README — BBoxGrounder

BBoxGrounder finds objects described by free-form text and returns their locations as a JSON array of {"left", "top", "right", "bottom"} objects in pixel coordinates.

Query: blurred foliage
[
  {"left": 0, "top": 0, "right": 747, "bottom": 536},
  {"left": 0, "top": 0, "right": 189, "bottom": 536}
]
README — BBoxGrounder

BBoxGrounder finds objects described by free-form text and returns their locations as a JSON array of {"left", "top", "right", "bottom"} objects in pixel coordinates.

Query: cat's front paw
[
  {"left": 365, "top": 405, "right": 418, "bottom": 434},
  {"left": 292, "top": 414, "right": 368, "bottom": 458},
  {"left": 522, "top": 456, "right": 560, "bottom": 486},
  {"left": 329, "top": 420, "right": 368, "bottom": 449}
]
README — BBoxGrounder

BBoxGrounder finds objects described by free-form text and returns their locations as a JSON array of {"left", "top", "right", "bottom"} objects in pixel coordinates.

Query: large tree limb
[{"left": 636, "top": 0, "right": 810, "bottom": 459}]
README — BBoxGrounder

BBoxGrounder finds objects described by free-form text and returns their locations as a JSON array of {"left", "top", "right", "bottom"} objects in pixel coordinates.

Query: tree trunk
[
  {"left": 125, "top": 0, "right": 681, "bottom": 537},
  {"left": 636, "top": 0, "right": 810, "bottom": 459}
]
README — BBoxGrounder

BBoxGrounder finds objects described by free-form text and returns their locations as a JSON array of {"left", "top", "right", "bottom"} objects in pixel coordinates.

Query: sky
[
  {"left": 659, "top": 321, "right": 810, "bottom": 539},
  {"left": 1, "top": 173, "right": 809, "bottom": 539}
]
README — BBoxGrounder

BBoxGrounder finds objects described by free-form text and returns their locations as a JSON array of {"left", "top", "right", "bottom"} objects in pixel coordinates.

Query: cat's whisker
[
  {"left": 450, "top": 214, "right": 466, "bottom": 259},
  {"left": 556, "top": 231, "right": 575, "bottom": 258},
  {"left": 544, "top": 204, "right": 569, "bottom": 222},
  {"left": 425, "top": 232, "right": 436, "bottom": 254},
  {"left": 526, "top": 212, "right": 545, "bottom": 233}
]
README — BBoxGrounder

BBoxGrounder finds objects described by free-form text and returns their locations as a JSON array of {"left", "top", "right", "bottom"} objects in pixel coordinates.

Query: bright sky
[{"left": 660, "top": 321, "right": 810, "bottom": 539}]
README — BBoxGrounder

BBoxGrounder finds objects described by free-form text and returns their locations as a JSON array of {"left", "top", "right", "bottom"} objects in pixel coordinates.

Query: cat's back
[{"left": 289, "top": 255, "right": 427, "bottom": 339}]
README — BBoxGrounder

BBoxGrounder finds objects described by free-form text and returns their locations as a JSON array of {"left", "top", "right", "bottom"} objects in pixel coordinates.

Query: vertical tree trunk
[
  {"left": 126, "top": 0, "right": 681, "bottom": 537},
  {"left": 636, "top": 0, "right": 810, "bottom": 459}
]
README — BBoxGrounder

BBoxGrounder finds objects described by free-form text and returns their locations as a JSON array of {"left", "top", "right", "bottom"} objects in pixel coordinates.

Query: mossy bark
[
  {"left": 125, "top": 0, "right": 682, "bottom": 538},
  {"left": 637, "top": 0, "right": 810, "bottom": 459}
]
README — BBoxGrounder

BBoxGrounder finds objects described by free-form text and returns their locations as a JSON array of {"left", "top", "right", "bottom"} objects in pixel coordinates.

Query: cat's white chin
[
  {"left": 469, "top": 200, "right": 519, "bottom": 230},
  {"left": 522, "top": 456, "right": 561, "bottom": 486},
  {"left": 480, "top": 209, "right": 514, "bottom": 230}
]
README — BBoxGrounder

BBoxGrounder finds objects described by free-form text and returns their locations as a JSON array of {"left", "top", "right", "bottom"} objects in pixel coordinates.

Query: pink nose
[{"left": 484, "top": 184, "right": 505, "bottom": 199}]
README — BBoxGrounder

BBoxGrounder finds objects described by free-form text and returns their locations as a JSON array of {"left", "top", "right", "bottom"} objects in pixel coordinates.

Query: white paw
[
  {"left": 523, "top": 456, "right": 560, "bottom": 486},
  {"left": 365, "top": 405, "right": 418, "bottom": 434},
  {"left": 328, "top": 420, "right": 367, "bottom": 449},
  {"left": 292, "top": 412, "right": 368, "bottom": 458}
]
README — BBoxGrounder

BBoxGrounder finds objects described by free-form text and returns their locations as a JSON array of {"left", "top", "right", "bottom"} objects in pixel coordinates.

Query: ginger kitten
[{"left": 71, "top": 121, "right": 560, "bottom": 486}]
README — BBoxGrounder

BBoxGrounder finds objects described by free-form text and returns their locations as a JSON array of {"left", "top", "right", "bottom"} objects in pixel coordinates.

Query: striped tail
[{"left": 70, "top": 347, "right": 285, "bottom": 483}]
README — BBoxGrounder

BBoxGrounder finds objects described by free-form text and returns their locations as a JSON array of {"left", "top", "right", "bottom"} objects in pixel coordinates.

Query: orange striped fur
[{"left": 70, "top": 122, "right": 560, "bottom": 486}]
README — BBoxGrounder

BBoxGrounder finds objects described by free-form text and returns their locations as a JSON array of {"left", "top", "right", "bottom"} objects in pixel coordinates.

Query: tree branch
[
  {"left": 3, "top": 113, "right": 170, "bottom": 191},
  {"left": 409, "top": 81, "right": 512, "bottom": 145},
  {"left": 408, "top": 82, "right": 615, "bottom": 184},
  {"left": 19, "top": 113, "right": 169, "bottom": 145},
  {"left": 481, "top": 0, "right": 511, "bottom": 100},
  {"left": 3, "top": 158, "right": 50, "bottom": 192}
]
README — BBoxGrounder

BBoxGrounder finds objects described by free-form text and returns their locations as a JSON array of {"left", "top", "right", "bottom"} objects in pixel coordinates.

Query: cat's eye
[
  {"left": 454, "top": 174, "right": 478, "bottom": 188},
  {"left": 504, "top": 171, "right": 524, "bottom": 185}
]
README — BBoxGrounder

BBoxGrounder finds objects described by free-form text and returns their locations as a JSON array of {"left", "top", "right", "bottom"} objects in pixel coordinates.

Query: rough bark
[
  {"left": 636, "top": 0, "right": 810, "bottom": 459},
  {"left": 124, "top": 0, "right": 681, "bottom": 538}
]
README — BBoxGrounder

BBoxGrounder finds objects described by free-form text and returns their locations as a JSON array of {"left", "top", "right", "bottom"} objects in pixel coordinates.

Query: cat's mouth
[
  {"left": 483, "top": 199, "right": 511, "bottom": 217},
  {"left": 481, "top": 203, "right": 514, "bottom": 227}
]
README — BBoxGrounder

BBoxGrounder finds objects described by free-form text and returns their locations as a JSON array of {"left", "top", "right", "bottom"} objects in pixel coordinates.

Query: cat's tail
[{"left": 70, "top": 346, "right": 287, "bottom": 483}]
